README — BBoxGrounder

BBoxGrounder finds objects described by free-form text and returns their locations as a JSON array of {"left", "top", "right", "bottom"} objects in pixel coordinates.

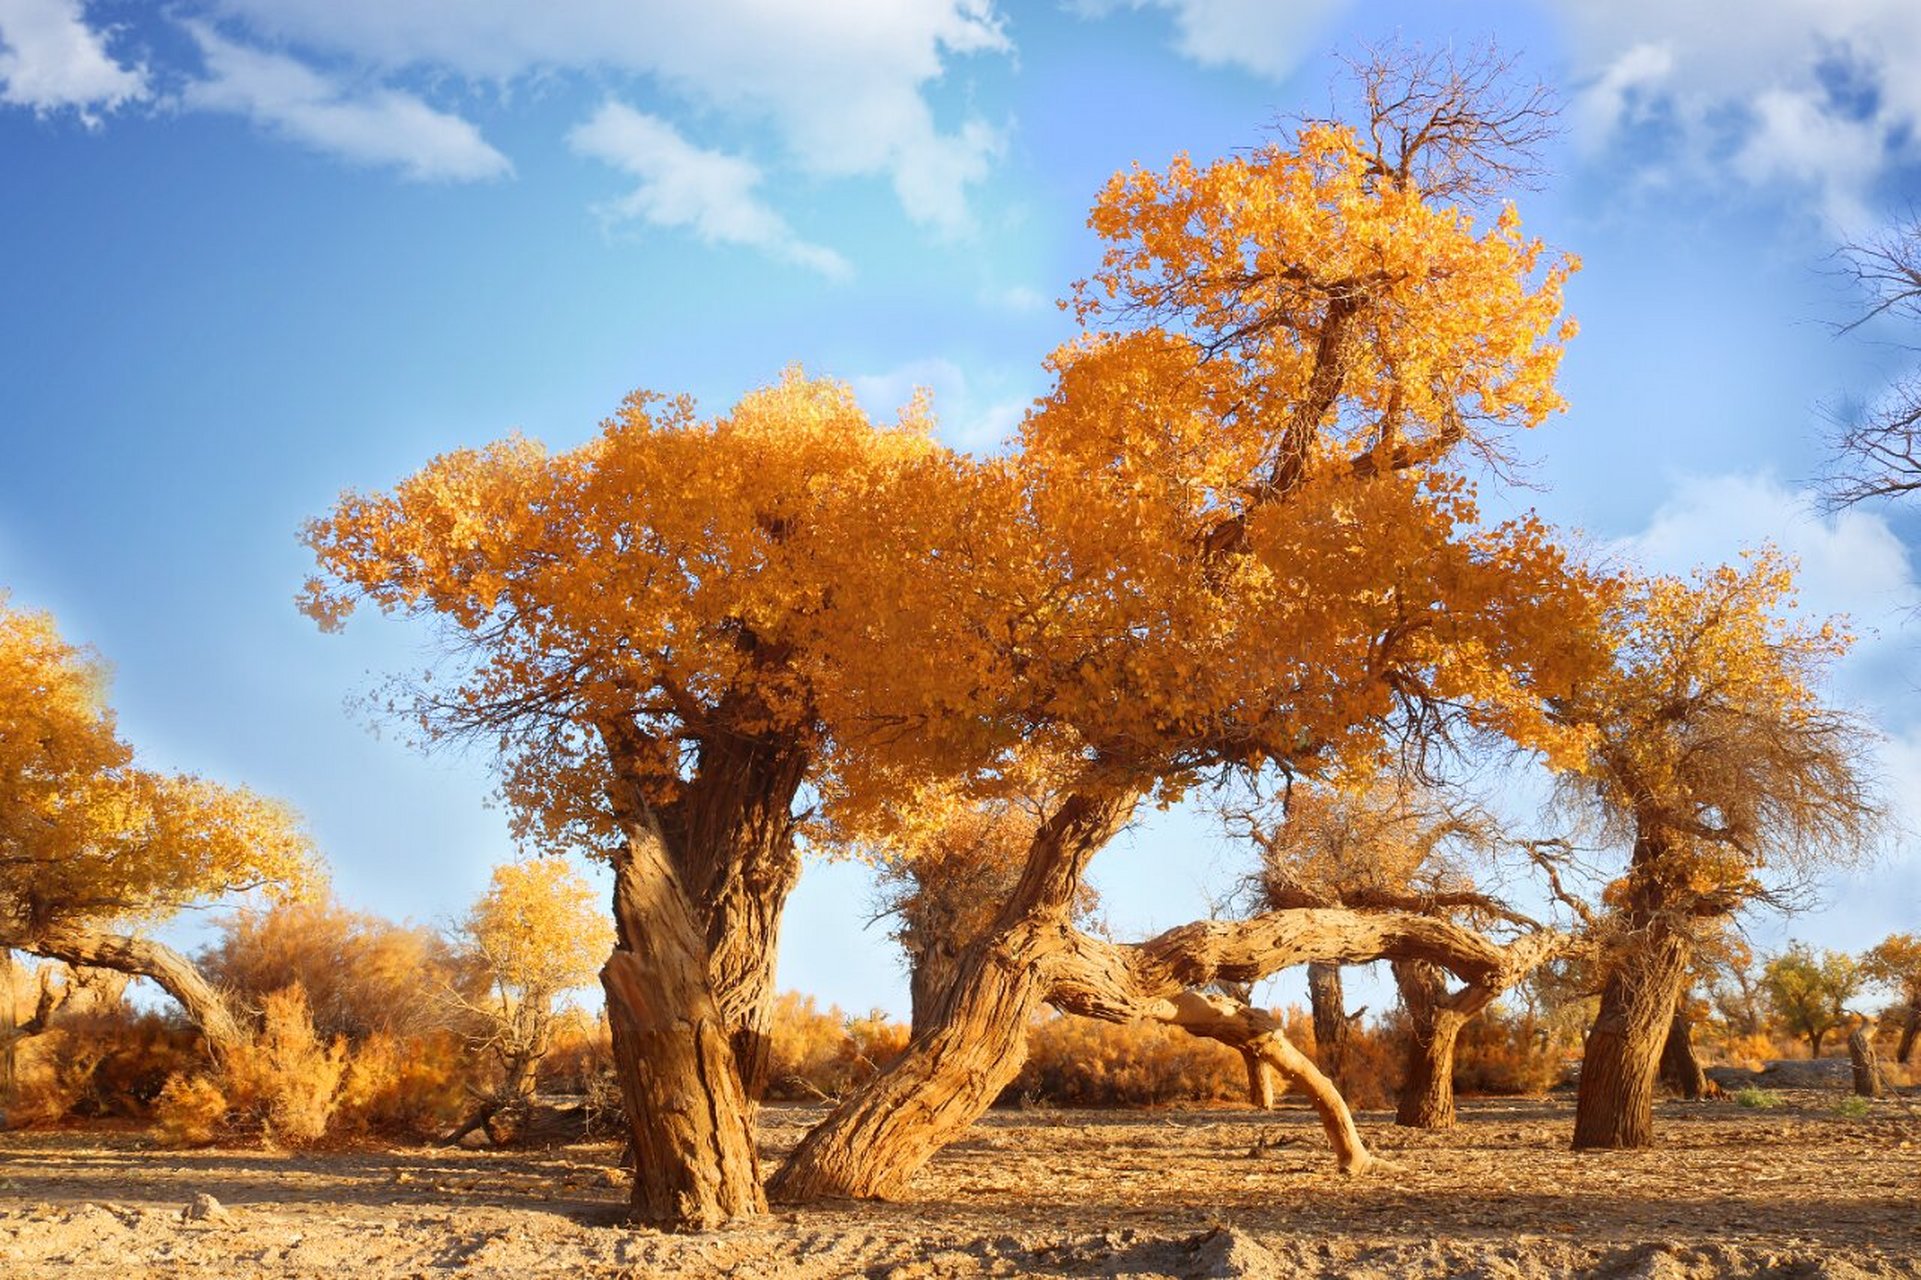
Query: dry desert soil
[{"left": 0, "top": 1093, "right": 1916, "bottom": 1278}]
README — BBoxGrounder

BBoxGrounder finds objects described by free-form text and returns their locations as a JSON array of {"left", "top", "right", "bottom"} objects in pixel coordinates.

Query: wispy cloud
[
  {"left": 201, "top": 0, "right": 1010, "bottom": 233},
  {"left": 0, "top": 0, "right": 146, "bottom": 121},
  {"left": 568, "top": 102, "right": 848, "bottom": 278},
  {"left": 181, "top": 23, "right": 510, "bottom": 183},
  {"left": 1074, "top": 0, "right": 1348, "bottom": 82},
  {"left": 1558, "top": 0, "right": 1921, "bottom": 230}
]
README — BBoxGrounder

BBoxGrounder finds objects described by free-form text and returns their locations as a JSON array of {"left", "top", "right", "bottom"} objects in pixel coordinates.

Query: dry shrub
[
  {"left": 152, "top": 1074, "right": 227, "bottom": 1147},
  {"left": 765, "top": 993, "right": 909, "bottom": 1101},
  {"left": 1326, "top": 1020, "right": 1401, "bottom": 1111},
  {"left": 1011, "top": 1014, "right": 1245, "bottom": 1107},
  {"left": 538, "top": 1008, "right": 610, "bottom": 1093},
  {"left": 6, "top": 1006, "right": 200, "bottom": 1128},
  {"left": 333, "top": 1030, "right": 469, "bottom": 1139},
  {"left": 210, "top": 985, "right": 348, "bottom": 1147},
  {"left": 203, "top": 898, "right": 466, "bottom": 1043},
  {"left": 1451, "top": 1003, "right": 1571, "bottom": 1096}
]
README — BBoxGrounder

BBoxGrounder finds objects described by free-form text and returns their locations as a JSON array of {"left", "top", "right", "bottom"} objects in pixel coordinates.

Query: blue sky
[{"left": 4, "top": 0, "right": 1921, "bottom": 1017}]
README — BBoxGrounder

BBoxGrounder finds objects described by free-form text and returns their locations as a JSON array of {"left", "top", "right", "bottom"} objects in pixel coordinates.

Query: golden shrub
[{"left": 152, "top": 1074, "right": 228, "bottom": 1148}]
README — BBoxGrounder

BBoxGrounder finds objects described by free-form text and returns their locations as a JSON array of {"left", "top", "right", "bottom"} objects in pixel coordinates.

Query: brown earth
[{"left": 0, "top": 1093, "right": 1915, "bottom": 1278}]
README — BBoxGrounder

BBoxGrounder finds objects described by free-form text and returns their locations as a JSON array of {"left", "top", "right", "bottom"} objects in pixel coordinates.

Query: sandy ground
[{"left": 0, "top": 1093, "right": 1916, "bottom": 1278}]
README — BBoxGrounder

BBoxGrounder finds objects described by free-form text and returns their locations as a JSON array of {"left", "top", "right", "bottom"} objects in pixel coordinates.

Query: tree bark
[
  {"left": 1847, "top": 1016, "right": 1885, "bottom": 1099},
  {"left": 1658, "top": 1003, "right": 1708, "bottom": 1101},
  {"left": 1307, "top": 962, "right": 1348, "bottom": 1085},
  {"left": 1242, "top": 1048, "right": 1277, "bottom": 1110},
  {"left": 1391, "top": 959, "right": 1495, "bottom": 1130},
  {"left": 654, "top": 726, "right": 808, "bottom": 1104},
  {"left": 600, "top": 802, "right": 764, "bottom": 1229},
  {"left": 1899, "top": 1000, "right": 1919, "bottom": 1065},
  {"left": 1573, "top": 920, "right": 1693, "bottom": 1150},
  {"left": 8, "top": 926, "right": 244, "bottom": 1054},
  {"left": 908, "top": 935, "right": 965, "bottom": 1043},
  {"left": 767, "top": 790, "right": 1137, "bottom": 1203}
]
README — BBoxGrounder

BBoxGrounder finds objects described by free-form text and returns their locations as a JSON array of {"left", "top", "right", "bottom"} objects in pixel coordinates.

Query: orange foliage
[{"left": 765, "top": 993, "right": 909, "bottom": 1101}]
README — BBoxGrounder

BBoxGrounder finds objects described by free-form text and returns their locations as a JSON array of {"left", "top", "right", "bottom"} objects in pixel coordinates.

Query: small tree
[
  {"left": 1557, "top": 557, "right": 1883, "bottom": 1150},
  {"left": 0, "top": 597, "right": 317, "bottom": 1053},
  {"left": 443, "top": 859, "right": 613, "bottom": 1143},
  {"left": 1762, "top": 944, "right": 1861, "bottom": 1059},
  {"left": 1861, "top": 933, "right": 1921, "bottom": 1064}
]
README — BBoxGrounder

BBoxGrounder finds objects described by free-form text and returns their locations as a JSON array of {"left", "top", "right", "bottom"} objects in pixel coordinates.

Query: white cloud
[
  {"left": 1556, "top": 0, "right": 1921, "bottom": 230},
  {"left": 1075, "top": 0, "right": 1345, "bottom": 81},
  {"left": 567, "top": 102, "right": 848, "bottom": 278},
  {"left": 0, "top": 0, "right": 146, "bottom": 120},
  {"left": 181, "top": 24, "right": 510, "bottom": 182},
  {"left": 851, "top": 357, "right": 1033, "bottom": 455},
  {"left": 1615, "top": 471, "right": 1921, "bottom": 737},
  {"left": 199, "top": 0, "right": 1009, "bottom": 233}
]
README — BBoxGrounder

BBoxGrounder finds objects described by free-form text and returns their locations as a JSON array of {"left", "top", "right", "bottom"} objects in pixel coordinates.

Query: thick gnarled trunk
[
  {"left": 657, "top": 727, "right": 807, "bottom": 1104},
  {"left": 1392, "top": 959, "right": 1494, "bottom": 1130},
  {"left": 601, "top": 807, "right": 763, "bottom": 1229},
  {"left": 1899, "top": 1001, "right": 1920, "bottom": 1065},
  {"left": 907, "top": 936, "right": 964, "bottom": 1042},
  {"left": 1847, "top": 1016, "right": 1885, "bottom": 1099},
  {"left": 1573, "top": 920, "right": 1693, "bottom": 1150}
]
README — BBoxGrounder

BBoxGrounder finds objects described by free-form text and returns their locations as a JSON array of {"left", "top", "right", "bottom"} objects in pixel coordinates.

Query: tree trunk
[
  {"left": 655, "top": 726, "right": 808, "bottom": 1105},
  {"left": 1847, "top": 1016, "right": 1885, "bottom": 1099},
  {"left": 1242, "top": 1048, "right": 1276, "bottom": 1110},
  {"left": 1307, "top": 962, "right": 1348, "bottom": 1085},
  {"left": 908, "top": 935, "right": 965, "bottom": 1043},
  {"left": 1659, "top": 1004, "right": 1708, "bottom": 1101},
  {"left": 1392, "top": 959, "right": 1490, "bottom": 1130},
  {"left": 768, "top": 790, "right": 1136, "bottom": 1203},
  {"left": 601, "top": 805, "right": 764, "bottom": 1230},
  {"left": 1899, "top": 1000, "right": 1919, "bottom": 1065},
  {"left": 11, "top": 926, "right": 244, "bottom": 1054},
  {"left": 1808, "top": 1027, "right": 1828, "bottom": 1060},
  {"left": 1572, "top": 921, "right": 1693, "bottom": 1150}
]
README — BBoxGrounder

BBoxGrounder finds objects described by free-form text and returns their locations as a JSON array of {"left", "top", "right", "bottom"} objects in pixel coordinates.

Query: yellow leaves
[
  {"left": 462, "top": 857, "right": 613, "bottom": 998},
  {"left": 0, "top": 597, "right": 319, "bottom": 934}
]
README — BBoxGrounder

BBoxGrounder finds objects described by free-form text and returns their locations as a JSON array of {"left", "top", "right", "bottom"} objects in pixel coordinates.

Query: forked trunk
[
  {"left": 768, "top": 791, "right": 1135, "bottom": 1203},
  {"left": 1307, "top": 962, "right": 1348, "bottom": 1085},
  {"left": 1658, "top": 1004, "right": 1707, "bottom": 1101},
  {"left": 1847, "top": 1017, "right": 1885, "bottom": 1099},
  {"left": 1573, "top": 920, "right": 1693, "bottom": 1150},
  {"left": 659, "top": 729, "right": 807, "bottom": 1104},
  {"left": 1393, "top": 959, "right": 1487, "bottom": 1130},
  {"left": 601, "top": 809, "right": 763, "bottom": 1229}
]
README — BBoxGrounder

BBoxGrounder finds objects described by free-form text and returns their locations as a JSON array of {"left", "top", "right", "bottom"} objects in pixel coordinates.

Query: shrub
[
  {"left": 217, "top": 985, "right": 348, "bottom": 1146},
  {"left": 1832, "top": 1094, "right": 1871, "bottom": 1119},
  {"left": 1734, "top": 1086, "right": 1783, "bottom": 1110},
  {"left": 333, "top": 1030, "right": 470, "bottom": 1139},
  {"left": 202, "top": 898, "right": 467, "bottom": 1043},
  {"left": 1011, "top": 1014, "right": 1246, "bottom": 1107},
  {"left": 153, "top": 1074, "right": 228, "bottom": 1148},
  {"left": 766, "top": 993, "right": 909, "bottom": 1100}
]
